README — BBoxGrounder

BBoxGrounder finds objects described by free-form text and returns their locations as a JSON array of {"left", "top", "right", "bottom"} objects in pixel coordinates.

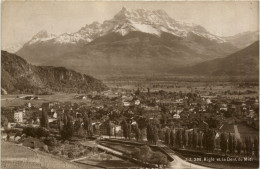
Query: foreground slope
[
  {"left": 182, "top": 41, "right": 259, "bottom": 76},
  {"left": 1, "top": 51, "right": 107, "bottom": 94}
]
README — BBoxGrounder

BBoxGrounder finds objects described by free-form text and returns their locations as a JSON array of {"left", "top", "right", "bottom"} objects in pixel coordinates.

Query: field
[
  {"left": 236, "top": 123, "right": 259, "bottom": 140},
  {"left": 1, "top": 93, "right": 91, "bottom": 107},
  {"left": 219, "top": 123, "right": 235, "bottom": 133},
  {"left": 219, "top": 122, "right": 259, "bottom": 141},
  {"left": 103, "top": 75, "right": 259, "bottom": 98},
  {"left": 2, "top": 75, "right": 258, "bottom": 108}
]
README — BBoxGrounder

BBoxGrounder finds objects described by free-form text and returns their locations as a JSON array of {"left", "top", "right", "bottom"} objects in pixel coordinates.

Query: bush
[
  {"left": 51, "top": 147, "right": 60, "bottom": 155},
  {"left": 37, "top": 127, "right": 50, "bottom": 137},
  {"left": 61, "top": 125, "right": 74, "bottom": 140},
  {"left": 74, "top": 127, "right": 86, "bottom": 138},
  {"left": 1, "top": 115, "right": 8, "bottom": 127},
  {"left": 43, "top": 137, "right": 57, "bottom": 147},
  {"left": 23, "top": 127, "right": 37, "bottom": 137},
  {"left": 42, "top": 145, "right": 49, "bottom": 152},
  {"left": 68, "top": 152, "right": 75, "bottom": 158},
  {"left": 150, "top": 152, "right": 169, "bottom": 167},
  {"left": 84, "top": 149, "right": 90, "bottom": 155},
  {"left": 23, "top": 127, "right": 50, "bottom": 138}
]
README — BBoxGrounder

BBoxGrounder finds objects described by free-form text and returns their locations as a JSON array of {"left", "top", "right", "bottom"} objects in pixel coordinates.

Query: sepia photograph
[{"left": 1, "top": 1, "right": 259, "bottom": 169}]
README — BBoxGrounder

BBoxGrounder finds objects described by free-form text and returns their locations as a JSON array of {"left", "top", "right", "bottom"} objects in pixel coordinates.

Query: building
[
  {"left": 123, "top": 102, "right": 130, "bottom": 107},
  {"left": 27, "top": 102, "right": 32, "bottom": 108},
  {"left": 135, "top": 100, "right": 141, "bottom": 105},
  {"left": 14, "top": 111, "right": 23, "bottom": 123},
  {"left": 99, "top": 120, "right": 119, "bottom": 136},
  {"left": 173, "top": 114, "right": 180, "bottom": 119}
]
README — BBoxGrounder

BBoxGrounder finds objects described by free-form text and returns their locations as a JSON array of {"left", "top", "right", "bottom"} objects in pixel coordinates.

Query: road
[
  {"left": 169, "top": 153, "right": 210, "bottom": 169},
  {"left": 97, "top": 144, "right": 123, "bottom": 156},
  {"left": 98, "top": 140, "right": 211, "bottom": 169},
  {"left": 159, "top": 145, "right": 211, "bottom": 169}
]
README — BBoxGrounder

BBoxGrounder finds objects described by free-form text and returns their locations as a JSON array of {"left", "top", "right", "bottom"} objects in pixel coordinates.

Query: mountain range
[
  {"left": 1, "top": 51, "right": 107, "bottom": 94},
  {"left": 180, "top": 41, "right": 259, "bottom": 76},
  {"left": 223, "top": 30, "right": 259, "bottom": 49},
  {"left": 15, "top": 8, "right": 259, "bottom": 76}
]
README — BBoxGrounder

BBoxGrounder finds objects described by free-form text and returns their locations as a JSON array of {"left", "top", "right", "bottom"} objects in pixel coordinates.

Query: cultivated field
[{"left": 1, "top": 93, "right": 91, "bottom": 108}]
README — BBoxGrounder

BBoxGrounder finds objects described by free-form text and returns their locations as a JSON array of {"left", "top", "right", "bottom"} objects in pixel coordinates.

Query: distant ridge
[
  {"left": 1, "top": 51, "right": 108, "bottom": 94},
  {"left": 181, "top": 41, "right": 259, "bottom": 76}
]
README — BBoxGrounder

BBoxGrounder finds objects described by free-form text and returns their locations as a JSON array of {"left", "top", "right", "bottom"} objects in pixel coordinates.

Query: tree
[
  {"left": 74, "top": 119, "right": 81, "bottom": 131},
  {"left": 202, "top": 132, "right": 207, "bottom": 151},
  {"left": 248, "top": 136, "right": 253, "bottom": 157},
  {"left": 170, "top": 130, "right": 175, "bottom": 147},
  {"left": 146, "top": 123, "right": 152, "bottom": 143},
  {"left": 61, "top": 115, "right": 74, "bottom": 140},
  {"left": 243, "top": 142, "right": 247, "bottom": 156},
  {"left": 204, "top": 129, "right": 215, "bottom": 152},
  {"left": 254, "top": 137, "right": 258, "bottom": 158},
  {"left": 107, "top": 120, "right": 113, "bottom": 138},
  {"left": 188, "top": 132, "right": 192, "bottom": 148},
  {"left": 161, "top": 113, "right": 167, "bottom": 127},
  {"left": 75, "top": 126, "right": 86, "bottom": 138},
  {"left": 220, "top": 133, "right": 227, "bottom": 154},
  {"left": 83, "top": 114, "right": 93, "bottom": 136},
  {"left": 198, "top": 133, "right": 202, "bottom": 149},
  {"left": 182, "top": 130, "right": 187, "bottom": 148},
  {"left": 1, "top": 115, "right": 8, "bottom": 128},
  {"left": 152, "top": 125, "right": 159, "bottom": 144},
  {"left": 237, "top": 139, "right": 242, "bottom": 155},
  {"left": 135, "top": 127, "right": 141, "bottom": 141},
  {"left": 40, "top": 110, "right": 49, "bottom": 128},
  {"left": 193, "top": 131, "right": 198, "bottom": 149},
  {"left": 208, "top": 130, "right": 215, "bottom": 152},
  {"left": 228, "top": 133, "right": 233, "bottom": 154},
  {"left": 176, "top": 130, "right": 182, "bottom": 148},
  {"left": 121, "top": 120, "right": 129, "bottom": 139},
  {"left": 165, "top": 129, "right": 170, "bottom": 145},
  {"left": 245, "top": 137, "right": 249, "bottom": 157},
  {"left": 232, "top": 135, "right": 236, "bottom": 154},
  {"left": 127, "top": 123, "right": 132, "bottom": 140}
]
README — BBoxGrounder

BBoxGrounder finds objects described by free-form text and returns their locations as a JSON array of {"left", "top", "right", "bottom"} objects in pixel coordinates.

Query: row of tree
[
  {"left": 220, "top": 133, "right": 258, "bottom": 157},
  {"left": 40, "top": 110, "right": 94, "bottom": 140},
  {"left": 164, "top": 128, "right": 259, "bottom": 158},
  {"left": 165, "top": 129, "right": 215, "bottom": 152},
  {"left": 120, "top": 119, "right": 160, "bottom": 144}
]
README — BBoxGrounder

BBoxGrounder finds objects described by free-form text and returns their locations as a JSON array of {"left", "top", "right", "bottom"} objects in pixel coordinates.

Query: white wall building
[{"left": 14, "top": 112, "right": 23, "bottom": 123}]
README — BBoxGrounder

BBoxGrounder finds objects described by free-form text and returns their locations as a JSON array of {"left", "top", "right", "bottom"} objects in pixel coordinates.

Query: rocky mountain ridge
[{"left": 1, "top": 51, "right": 107, "bottom": 94}]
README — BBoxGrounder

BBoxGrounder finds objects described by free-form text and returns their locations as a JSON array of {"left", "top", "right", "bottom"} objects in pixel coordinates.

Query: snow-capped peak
[
  {"left": 31, "top": 30, "right": 56, "bottom": 40},
  {"left": 113, "top": 7, "right": 176, "bottom": 27},
  {"left": 27, "top": 8, "right": 226, "bottom": 45},
  {"left": 29, "top": 30, "right": 57, "bottom": 44}
]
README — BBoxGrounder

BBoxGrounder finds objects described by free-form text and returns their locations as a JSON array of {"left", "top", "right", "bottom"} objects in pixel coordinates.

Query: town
[{"left": 1, "top": 82, "right": 259, "bottom": 169}]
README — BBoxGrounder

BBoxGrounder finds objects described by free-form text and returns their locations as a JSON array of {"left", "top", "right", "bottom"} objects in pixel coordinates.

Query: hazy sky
[{"left": 2, "top": 1, "right": 259, "bottom": 49}]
